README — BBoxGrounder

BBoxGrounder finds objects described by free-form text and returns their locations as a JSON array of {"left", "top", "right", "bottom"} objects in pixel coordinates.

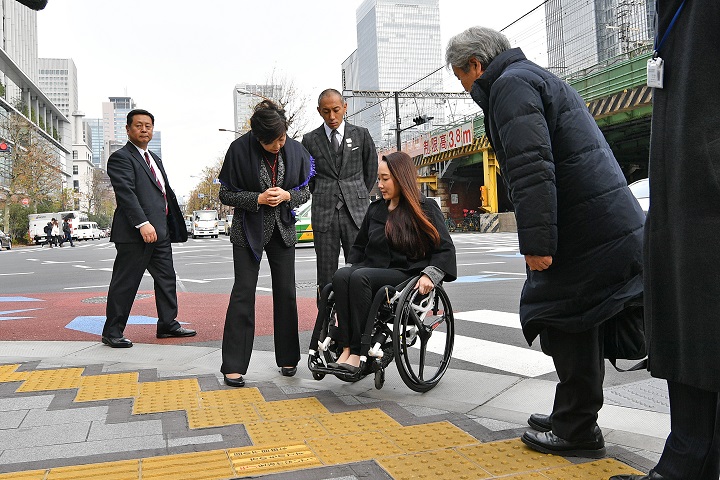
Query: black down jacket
[{"left": 470, "top": 48, "right": 645, "bottom": 345}]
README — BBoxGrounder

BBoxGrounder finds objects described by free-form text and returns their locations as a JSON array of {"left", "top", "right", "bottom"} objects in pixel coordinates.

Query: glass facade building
[
  {"left": 83, "top": 118, "right": 104, "bottom": 168},
  {"left": 233, "top": 83, "right": 283, "bottom": 137},
  {"left": 344, "top": 0, "right": 444, "bottom": 148}
]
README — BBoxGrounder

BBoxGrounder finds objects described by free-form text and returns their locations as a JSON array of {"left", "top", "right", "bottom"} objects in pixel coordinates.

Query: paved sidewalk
[{"left": 0, "top": 341, "right": 668, "bottom": 479}]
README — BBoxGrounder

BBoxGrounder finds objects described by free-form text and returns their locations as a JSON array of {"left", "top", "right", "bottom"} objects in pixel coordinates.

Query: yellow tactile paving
[
  {"left": 316, "top": 408, "right": 402, "bottom": 435},
  {"left": 501, "top": 474, "right": 553, "bottom": 479},
  {"left": 228, "top": 443, "right": 322, "bottom": 477},
  {"left": 198, "top": 387, "right": 264, "bottom": 407},
  {"left": 137, "top": 378, "right": 200, "bottom": 396},
  {"left": 75, "top": 383, "right": 140, "bottom": 402},
  {"left": 0, "top": 364, "right": 31, "bottom": 383},
  {"left": 132, "top": 391, "right": 199, "bottom": 414},
  {"left": 542, "top": 458, "right": 643, "bottom": 479},
  {"left": 384, "top": 421, "right": 481, "bottom": 452},
  {"left": 458, "top": 439, "right": 571, "bottom": 476},
  {"left": 254, "top": 397, "right": 330, "bottom": 421},
  {"left": 307, "top": 431, "right": 405, "bottom": 465},
  {"left": 187, "top": 403, "right": 261, "bottom": 429},
  {"left": 79, "top": 372, "right": 139, "bottom": 387},
  {"left": 140, "top": 450, "right": 235, "bottom": 480},
  {"left": 378, "top": 448, "right": 492, "bottom": 480},
  {"left": 0, "top": 470, "right": 47, "bottom": 479},
  {"left": 245, "top": 417, "right": 330, "bottom": 445},
  {"left": 15, "top": 367, "right": 84, "bottom": 392},
  {"left": 45, "top": 459, "right": 139, "bottom": 479}
]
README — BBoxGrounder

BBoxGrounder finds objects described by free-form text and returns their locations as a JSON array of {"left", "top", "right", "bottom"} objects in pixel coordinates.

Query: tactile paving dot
[
  {"left": 306, "top": 431, "right": 404, "bottom": 464},
  {"left": 132, "top": 391, "right": 199, "bottom": 414},
  {"left": 16, "top": 367, "right": 84, "bottom": 392},
  {"left": 228, "top": 443, "right": 322, "bottom": 477},
  {"left": 75, "top": 383, "right": 140, "bottom": 402},
  {"left": 140, "top": 450, "right": 234, "bottom": 480},
  {"left": 0, "top": 470, "right": 47, "bottom": 480},
  {"left": 245, "top": 417, "right": 330, "bottom": 445},
  {"left": 541, "top": 458, "right": 643, "bottom": 479},
  {"left": 79, "top": 372, "right": 139, "bottom": 387},
  {"left": 0, "top": 364, "right": 30, "bottom": 383},
  {"left": 378, "top": 448, "right": 492, "bottom": 480},
  {"left": 138, "top": 378, "right": 200, "bottom": 396},
  {"left": 458, "top": 439, "right": 571, "bottom": 476},
  {"left": 383, "top": 421, "right": 480, "bottom": 452},
  {"left": 198, "top": 387, "right": 264, "bottom": 407},
  {"left": 500, "top": 473, "right": 553, "bottom": 479},
  {"left": 187, "top": 403, "right": 260, "bottom": 429},
  {"left": 316, "top": 408, "right": 402, "bottom": 435},
  {"left": 45, "top": 459, "right": 139, "bottom": 479},
  {"left": 254, "top": 397, "right": 330, "bottom": 421}
]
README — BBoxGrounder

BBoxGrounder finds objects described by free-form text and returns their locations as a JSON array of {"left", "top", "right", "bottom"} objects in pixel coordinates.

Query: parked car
[
  {"left": 628, "top": 178, "right": 649, "bottom": 215},
  {"left": 76, "top": 221, "right": 101, "bottom": 241},
  {"left": 218, "top": 219, "right": 227, "bottom": 235},
  {"left": 225, "top": 214, "right": 233, "bottom": 235},
  {"left": 295, "top": 201, "right": 313, "bottom": 244},
  {"left": 185, "top": 219, "right": 192, "bottom": 233},
  {"left": 0, "top": 229, "right": 11, "bottom": 250}
]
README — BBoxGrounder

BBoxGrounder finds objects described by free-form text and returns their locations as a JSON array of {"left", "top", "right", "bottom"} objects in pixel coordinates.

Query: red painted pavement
[{"left": 0, "top": 292, "right": 319, "bottom": 344}]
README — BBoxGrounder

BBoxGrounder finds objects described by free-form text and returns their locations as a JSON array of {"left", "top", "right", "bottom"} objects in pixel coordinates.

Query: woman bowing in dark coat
[
  {"left": 446, "top": 27, "right": 644, "bottom": 458},
  {"left": 218, "top": 100, "right": 313, "bottom": 387},
  {"left": 330, "top": 151, "right": 456, "bottom": 373}
]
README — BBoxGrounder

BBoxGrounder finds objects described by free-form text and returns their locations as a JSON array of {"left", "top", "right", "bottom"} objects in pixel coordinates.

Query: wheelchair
[{"left": 307, "top": 275, "right": 455, "bottom": 393}]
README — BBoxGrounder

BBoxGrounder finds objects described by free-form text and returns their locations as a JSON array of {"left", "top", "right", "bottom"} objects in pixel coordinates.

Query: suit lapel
[{"left": 127, "top": 143, "right": 163, "bottom": 193}]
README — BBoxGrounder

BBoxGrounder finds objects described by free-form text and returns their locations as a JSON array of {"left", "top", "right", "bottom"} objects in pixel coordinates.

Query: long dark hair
[
  {"left": 250, "top": 100, "right": 287, "bottom": 144},
  {"left": 383, "top": 152, "right": 440, "bottom": 259}
]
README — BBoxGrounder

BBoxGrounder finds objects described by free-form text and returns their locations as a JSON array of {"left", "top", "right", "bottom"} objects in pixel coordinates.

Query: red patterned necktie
[{"left": 144, "top": 152, "right": 168, "bottom": 215}]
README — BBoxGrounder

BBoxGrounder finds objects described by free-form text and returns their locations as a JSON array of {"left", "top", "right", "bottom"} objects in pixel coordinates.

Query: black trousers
[
  {"left": 221, "top": 230, "right": 300, "bottom": 375},
  {"left": 103, "top": 239, "right": 181, "bottom": 339},
  {"left": 333, "top": 266, "right": 411, "bottom": 355},
  {"left": 655, "top": 380, "right": 720, "bottom": 480},
  {"left": 544, "top": 325, "right": 605, "bottom": 441}
]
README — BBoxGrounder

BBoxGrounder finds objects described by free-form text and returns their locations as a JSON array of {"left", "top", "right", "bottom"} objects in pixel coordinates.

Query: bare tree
[
  {"left": 264, "top": 69, "right": 311, "bottom": 139},
  {"left": 186, "top": 157, "right": 223, "bottom": 214}
]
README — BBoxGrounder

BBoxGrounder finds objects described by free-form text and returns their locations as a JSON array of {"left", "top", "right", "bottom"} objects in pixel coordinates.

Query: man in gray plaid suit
[{"left": 302, "top": 89, "right": 377, "bottom": 298}]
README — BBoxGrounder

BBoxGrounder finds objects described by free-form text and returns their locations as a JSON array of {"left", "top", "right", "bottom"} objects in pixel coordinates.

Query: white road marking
[
  {"left": 454, "top": 309, "right": 521, "bottom": 329},
  {"left": 0, "top": 272, "right": 34, "bottom": 276}
]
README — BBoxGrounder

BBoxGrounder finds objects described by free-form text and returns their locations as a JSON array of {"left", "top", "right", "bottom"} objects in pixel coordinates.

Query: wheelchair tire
[
  {"left": 392, "top": 282, "right": 454, "bottom": 393},
  {"left": 312, "top": 372, "right": 325, "bottom": 381},
  {"left": 374, "top": 369, "right": 385, "bottom": 390}
]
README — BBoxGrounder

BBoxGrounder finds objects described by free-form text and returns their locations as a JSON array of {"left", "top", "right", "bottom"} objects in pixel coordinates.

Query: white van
[
  {"left": 191, "top": 210, "right": 219, "bottom": 238},
  {"left": 76, "top": 221, "right": 101, "bottom": 241}
]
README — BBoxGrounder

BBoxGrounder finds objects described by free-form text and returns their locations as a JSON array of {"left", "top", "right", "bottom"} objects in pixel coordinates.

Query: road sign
[{"left": 197, "top": 193, "right": 205, "bottom": 198}]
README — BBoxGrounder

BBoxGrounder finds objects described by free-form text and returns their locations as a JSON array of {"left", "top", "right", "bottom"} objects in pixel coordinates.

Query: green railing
[{"left": 568, "top": 50, "right": 652, "bottom": 102}]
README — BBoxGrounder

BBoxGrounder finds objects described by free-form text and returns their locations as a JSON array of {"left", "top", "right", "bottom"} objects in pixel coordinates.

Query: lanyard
[{"left": 654, "top": 0, "right": 686, "bottom": 58}]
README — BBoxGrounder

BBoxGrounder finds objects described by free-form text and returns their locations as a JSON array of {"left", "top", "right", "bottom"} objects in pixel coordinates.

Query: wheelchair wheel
[
  {"left": 392, "top": 284, "right": 454, "bottom": 392},
  {"left": 374, "top": 369, "right": 385, "bottom": 390},
  {"left": 312, "top": 372, "right": 325, "bottom": 380}
]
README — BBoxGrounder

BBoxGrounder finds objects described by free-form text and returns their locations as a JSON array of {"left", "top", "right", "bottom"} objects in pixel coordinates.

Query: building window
[
  {"left": 72, "top": 150, "right": 78, "bottom": 159},
  {"left": 73, "top": 180, "right": 79, "bottom": 191},
  {"left": 73, "top": 165, "right": 78, "bottom": 174}
]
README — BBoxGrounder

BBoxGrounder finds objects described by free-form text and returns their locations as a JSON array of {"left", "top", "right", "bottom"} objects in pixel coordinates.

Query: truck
[{"left": 191, "top": 210, "right": 219, "bottom": 238}]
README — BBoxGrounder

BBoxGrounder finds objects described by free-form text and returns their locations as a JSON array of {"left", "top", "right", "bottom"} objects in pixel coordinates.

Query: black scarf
[{"left": 218, "top": 132, "right": 314, "bottom": 261}]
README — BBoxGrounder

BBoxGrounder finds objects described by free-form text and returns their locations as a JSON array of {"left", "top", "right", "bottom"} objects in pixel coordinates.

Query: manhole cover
[{"left": 82, "top": 294, "right": 153, "bottom": 304}]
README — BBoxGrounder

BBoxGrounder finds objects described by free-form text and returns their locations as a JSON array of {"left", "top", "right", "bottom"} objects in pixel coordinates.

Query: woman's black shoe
[
  {"left": 281, "top": 366, "right": 297, "bottom": 377},
  {"left": 223, "top": 374, "right": 245, "bottom": 387}
]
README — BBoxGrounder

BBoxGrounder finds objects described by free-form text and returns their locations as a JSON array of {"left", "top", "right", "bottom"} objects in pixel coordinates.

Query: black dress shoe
[
  {"left": 528, "top": 413, "right": 552, "bottom": 432},
  {"left": 338, "top": 362, "right": 360, "bottom": 374},
  {"left": 223, "top": 375, "right": 245, "bottom": 387},
  {"left": 102, "top": 336, "right": 133, "bottom": 348},
  {"left": 521, "top": 429, "right": 606, "bottom": 458},
  {"left": 609, "top": 471, "right": 665, "bottom": 480},
  {"left": 281, "top": 366, "right": 297, "bottom": 377},
  {"left": 156, "top": 327, "right": 196, "bottom": 338}
]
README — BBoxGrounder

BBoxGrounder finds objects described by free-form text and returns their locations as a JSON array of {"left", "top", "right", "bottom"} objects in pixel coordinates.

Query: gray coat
[
  {"left": 645, "top": 1, "right": 720, "bottom": 391},
  {"left": 301, "top": 123, "right": 377, "bottom": 231}
]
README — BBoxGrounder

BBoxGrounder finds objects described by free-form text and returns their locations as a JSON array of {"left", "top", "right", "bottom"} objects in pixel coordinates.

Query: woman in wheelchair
[{"left": 328, "top": 151, "right": 457, "bottom": 374}]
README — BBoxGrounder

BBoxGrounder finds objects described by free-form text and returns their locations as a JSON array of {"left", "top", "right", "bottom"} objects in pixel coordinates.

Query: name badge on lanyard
[{"left": 647, "top": 57, "right": 664, "bottom": 89}]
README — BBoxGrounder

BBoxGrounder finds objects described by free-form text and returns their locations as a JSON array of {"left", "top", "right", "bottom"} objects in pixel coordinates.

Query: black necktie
[
  {"left": 331, "top": 129, "right": 341, "bottom": 153},
  {"left": 144, "top": 152, "right": 168, "bottom": 215}
]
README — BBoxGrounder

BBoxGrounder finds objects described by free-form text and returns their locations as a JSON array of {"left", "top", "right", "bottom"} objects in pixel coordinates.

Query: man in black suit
[
  {"left": 301, "top": 89, "right": 377, "bottom": 296},
  {"left": 102, "top": 109, "right": 196, "bottom": 348}
]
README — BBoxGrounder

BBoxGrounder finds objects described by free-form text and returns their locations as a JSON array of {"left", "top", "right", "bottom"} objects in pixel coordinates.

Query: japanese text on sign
[{"left": 423, "top": 122, "right": 473, "bottom": 157}]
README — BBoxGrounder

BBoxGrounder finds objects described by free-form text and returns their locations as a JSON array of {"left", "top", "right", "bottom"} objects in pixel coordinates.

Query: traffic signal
[
  {"left": 412, "top": 115, "right": 434, "bottom": 126},
  {"left": 0, "top": 141, "right": 10, "bottom": 153}
]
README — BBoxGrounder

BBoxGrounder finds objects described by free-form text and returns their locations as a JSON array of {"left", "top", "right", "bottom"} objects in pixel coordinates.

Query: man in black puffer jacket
[{"left": 446, "top": 27, "right": 645, "bottom": 458}]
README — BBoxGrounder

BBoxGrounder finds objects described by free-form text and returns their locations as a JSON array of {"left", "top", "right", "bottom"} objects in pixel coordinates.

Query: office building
[
  {"left": 37, "top": 58, "right": 78, "bottom": 118},
  {"left": 83, "top": 117, "right": 104, "bottom": 167},
  {"left": 233, "top": 83, "right": 283, "bottom": 137},
  {"left": 343, "top": 0, "right": 444, "bottom": 148}
]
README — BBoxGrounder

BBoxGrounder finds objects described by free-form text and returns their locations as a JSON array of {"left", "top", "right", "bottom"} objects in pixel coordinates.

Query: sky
[{"left": 37, "top": 0, "right": 542, "bottom": 199}]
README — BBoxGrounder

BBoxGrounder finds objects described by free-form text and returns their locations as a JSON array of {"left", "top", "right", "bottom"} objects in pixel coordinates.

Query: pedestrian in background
[
  {"left": 446, "top": 26, "right": 644, "bottom": 458},
  {"left": 102, "top": 109, "right": 195, "bottom": 348},
  {"left": 218, "top": 100, "right": 313, "bottom": 387},
  {"left": 61, "top": 217, "right": 74, "bottom": 247},
  {"left": 44, "top": 221, "right": 53, "bottom": 248},
  {"left": 301, "top": 89, "right": 377, "bottom": 300},
  {"left": 51, "top": 218, "right": 61, "bottom": 247},
  {"left": 610, "top": 2, "right": 720, "bottom": 480}
]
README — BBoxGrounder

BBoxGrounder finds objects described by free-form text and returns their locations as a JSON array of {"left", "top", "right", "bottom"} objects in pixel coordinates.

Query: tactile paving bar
[
  {"left": 187, "top": 403, "right": 260, "bottom": 429},
  {"left": 254, "top": 397, "right": 330, "bottom": 421},
  {"left": 541, "top": 458, "right": 643, "bottom": 479},
  {"left": 458, "top": 439, "right": 571, "bottom": 476},
  {"left": 0, "top": 364, "right": 30, "bottom": 383},
  {"left": 229, "top": 443, "right": 322, "bottom": 477},
  {"left": 140, "top": 450, "right": 235, "bottom": 480},
  {"left": 316, "top": 408, "right": 402, "bottom": 436},
  {"left": 16, "top": 367, "right": 84, "bottom": 392},
  {"left": 378, "top": 448, "right": 492, "bottom": 480},
  {"left": 245, "top": 417, "right": 330, "bottom": 445},
  {"left": 383, "top": 421, "right": 480, "bottom": 452},
  {"left": 0, "top": 470, "right": 47, "bottom": 480},
  {"left": 307, "top": 431, "right": 405, "bottom": 465},
  {"left": 45, "top": 459, "right": 139, "bottom": 479},
  {"left": 198, "top": 387, "right": 264, "bottom": 407}
]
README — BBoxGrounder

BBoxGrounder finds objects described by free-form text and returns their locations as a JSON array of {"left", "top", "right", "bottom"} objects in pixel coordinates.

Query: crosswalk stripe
[{"left": 454, "top": 309, "right": 521, "bottom": 329}]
